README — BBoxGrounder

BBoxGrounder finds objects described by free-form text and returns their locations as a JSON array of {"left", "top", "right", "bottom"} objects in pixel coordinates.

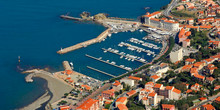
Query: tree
[
  {"left": 58, "top": 100, "right": 67, "bottom": 105},
  {"left": 104, "top": 103, "right": 111, "bottom": 109}
]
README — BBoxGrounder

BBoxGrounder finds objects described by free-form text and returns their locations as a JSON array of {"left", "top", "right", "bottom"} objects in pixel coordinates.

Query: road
[
  {"left": 163, "top": 0, "right": 179, "bottom": 16},
  {"left": 189, "top": 92, "right": 220, "bottom": 110}
]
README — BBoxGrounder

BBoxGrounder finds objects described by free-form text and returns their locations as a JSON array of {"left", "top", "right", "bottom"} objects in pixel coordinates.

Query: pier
[
  {"left": 60, "top": 15, "right": 83, "bottom": 21},
  {"left": 57, "top": 28, "right": 111, "bottom": 54},
  {"left": 62, "top": 61, "right": 72, "bottom": 70},
  {"left": 102, "top": 48, "right": 147, "bottom": 64},
  {"left": 85, "top": 54, "right": 131, "bottom": 71},
  {"left": 87, "top": 66, "right": 116, "bottom": 78}
]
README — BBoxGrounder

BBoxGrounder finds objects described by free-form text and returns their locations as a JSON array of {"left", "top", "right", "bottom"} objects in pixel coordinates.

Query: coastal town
[{"left": 22, "top": 0, "right": 220, "bottom": 110}]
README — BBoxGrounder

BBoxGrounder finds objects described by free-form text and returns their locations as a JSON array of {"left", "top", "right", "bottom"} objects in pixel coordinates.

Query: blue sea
[{"left": 0, "top": 0, "right": 170, "bottom": 109}]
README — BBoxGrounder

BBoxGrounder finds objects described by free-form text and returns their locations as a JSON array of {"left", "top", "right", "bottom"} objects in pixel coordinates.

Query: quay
[
  {"left": 60, "top": 15, "right": 83, "bottom": 21},
  {"left": 57, "top": 28, "right": 111, "bottom": 54},
  {"left": 87, "top": 66, "right": 116, "bottom": 78},
  {"left": 102, "top": 48, "right": 147, "bottom": 64},
  {"left": 85, "top": 54, "right": 131, "bottom": 71},
  {"left": 25, "top": 73, "right": 34, "bottom": 82},
  {"left": 62, "top": 61, "right": 72, "bottom": 70}
]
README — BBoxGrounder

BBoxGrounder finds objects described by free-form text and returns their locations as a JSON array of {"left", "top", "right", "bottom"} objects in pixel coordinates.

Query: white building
[
  {"left": 170, "top": 45, "right": 183, "bottom": 63},
  {"left": 120, "top": 78, "right": 134, "bottom": 87}
]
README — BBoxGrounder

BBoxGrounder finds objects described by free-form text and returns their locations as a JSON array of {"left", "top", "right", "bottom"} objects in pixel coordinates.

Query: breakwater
[{"left": 57, "top": 28, "right": 111, "bottom": 54}]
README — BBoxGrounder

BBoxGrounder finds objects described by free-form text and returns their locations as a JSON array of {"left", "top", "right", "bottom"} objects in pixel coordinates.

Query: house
[
  {"left": 81, "top": 85, "right": 91, "bottom": 91},
  {"left": 115, "top": 97, "right": 127, "bottom": 107},
  {"left": 198, "top": 11, "right": 204, "bottom": 16},
  {"left": 191, "top": 83, "right": 201, "bottom": 91},
  {"left": 170, "top": 45, "right": 183, "bottom": 63},
  {"left": 199, "top": 97, "right": 207, "bottom": 101},
  {"left": 76, "top": 98, "right": 99, "bottom": 110},
  {"left": 193, "top": 62, "right": 205, "bottom": 70},
  {"left": 151, "top": 75, "right": 160, "bottom": 82},
  {"left": 202, "top": 58, "right": 215, "bottom": 65},
  {"left": 139, "top": 88, "right": 152, "bottom": 101},
  {"left": 181, "top": 64, "right": 193, "bottom": 72},
  {"left": 201, "top": 104, "right": 215, "bottom": 110},
  {"left": 112, "top": 80, "right": 123, "bottom": 91},
  {"left": 149, "top": 63, "right": 170, "bottom": 75},
  {"left": 187, "top": 18, "right": 194, "bottom": 25},
  {"left": 206, "top": 77, "right": 215, "bottom": 84},
  {"left": 148, "top": 92, "right": 158, "bottom": 106},
  {"left": 60, "top": 105, "right": 70, "bottom": 110},
  {"left": 193, "top": 74, "right": 205, "bottom": 81},
  {"left": 177, "top": 5, "right": 185, "bottom": 10},
  {"left": 190, "top": 68, "right": 198, "bottom": 76},
  {"left": 215, "top": 96, "right": 220, "bottom": 104},
  {"left": 128, "top": 76, "right": 142, "bottom": 82},
  {"left": 126, "top": 90, "right": 136, "bottom": 97},
  {"left": 209, "top": 41, "right": 220, "bottom": 49},
  {"left": 145, "top": 82, "right": 154, "bottom": 90},
  {"left": 172, "top": 88, "right": 181, "bottom": 100},
  {"left": 120, "top": 78, "right": 134, "bottom": 87},
  {"left": 162, "top": 104, "right": 175, "bottom": 110},
  {"left": 185, "top": 58, "right": 196, "bottom": 65},
  {"left": 117, "top": 104, "right": 128, "bottom": 110},
  {"left": 102, "top": 89, "right": 115, "bottom": 99},
  {"left": 214, "top": 85, "right": 220, "bottom": 91},
  {"left": 182, "top": 39, "right": 191, "bottom": 47}
]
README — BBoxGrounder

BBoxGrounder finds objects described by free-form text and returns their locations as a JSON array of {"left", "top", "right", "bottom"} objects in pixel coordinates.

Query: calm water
[{"left": 0, "top": 0, "right": 170, "bottom": 109}]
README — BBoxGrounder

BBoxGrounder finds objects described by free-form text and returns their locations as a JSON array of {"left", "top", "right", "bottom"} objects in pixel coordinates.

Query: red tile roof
[
  {"left": 199, "top": 97, "right": 207, "bottom": 101},
  {"left": 172, "top": 88, "right": 181, "bottom": 94},
  {"left": 113, "top": 80, "right": 121, "bottom": 86},
  {"left": 81, "top": 85, "right": 91, "bottom": 90},
  {"left": 126, "top": 90, "right": 136, "bottom": 96},
  {"left": 116, "top": 97, "right": 127, "bottom": 103},
  {"left": 206, "top": 77, "right": 215, "bottom": 82},
  {"left": 185, "top": 58, "right": 196, "bottom": 62},
  {"left": 154, "top": 84, "right": 162, "bottom": 88},
  {"left": 60, "top": 105, "right": 70, "bottom": 110},
  {"left": 151, "top": 75, "right": 160, "bottom": 80},
  {"left": 144, "top": 11, "right": 161, "bottom": 17},
  {"left": 76, "top": 98, "right": 99, "bottom": 109},
  {"left": 202, "top": 104, "right": 215, "bottom": 110},
  {"left": 148, "top": 92, "right": 156, "bottom": 97},
  {"left": 194, "top": 74, "right": 205, "bottom": 80},
  {"left": 128, "top": 76, "right": 142, "bottom": 81},
  {"left": 162, "top": 104, "right": 175, "bottom": 109},
  {"left": 117, "top": 104, "right": 128, "bottom": 110},
  {"left": 166, "top": 86, "right": 174, "bottom": 90}
]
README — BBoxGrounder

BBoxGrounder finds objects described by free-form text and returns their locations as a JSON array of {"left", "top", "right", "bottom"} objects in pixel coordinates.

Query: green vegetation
[
  {"left": 126, "top": 93, "right": 145, "bottom": 110},
  {"left": 189, "top": 48, "right": 220, "bottom": 62},
  {"left": 189, "top": 29, "right": 209, "bottom": 49},
  {"left": 136, "top": 74, "right": 151, "bottom": 88},
  {"left": 104, "top": 103, "right": 112, "bottom": 109},
  {"left": 171, "top": 9, "right": 196, "bottom": 18},
  {"left": 154, "top": 37, "right": 175, "bottom": 63},
  {"left": 109, "top": 64, "right": 151, "bottom": 82},
  {"left": 212, "top": 101, "right": 220, "bottom": 110},
  {"left": 160, "top": 95, "right": 199, "bottom": 110},
  {"left": 58, "top": 100, "right": 67, "bottom": 105}
]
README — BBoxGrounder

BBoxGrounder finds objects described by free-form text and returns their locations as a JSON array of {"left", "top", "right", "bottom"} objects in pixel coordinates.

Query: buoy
[{"left": 18, "top": 56, "right": 20, "bottom": 63}]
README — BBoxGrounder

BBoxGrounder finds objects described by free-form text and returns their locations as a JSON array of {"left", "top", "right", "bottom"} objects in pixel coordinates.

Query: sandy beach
[{"left": 19, "top": 70, "right": 73, "bottom": 110}]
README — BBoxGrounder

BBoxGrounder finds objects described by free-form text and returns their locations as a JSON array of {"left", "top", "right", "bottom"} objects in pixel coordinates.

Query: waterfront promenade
[{"left": 57, "top": 28, "right": 111, "bottom": 54}]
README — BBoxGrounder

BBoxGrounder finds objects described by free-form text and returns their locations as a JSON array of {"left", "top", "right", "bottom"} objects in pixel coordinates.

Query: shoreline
[{"left": 19, "top": 70, "right": 73, "bottom": 110}]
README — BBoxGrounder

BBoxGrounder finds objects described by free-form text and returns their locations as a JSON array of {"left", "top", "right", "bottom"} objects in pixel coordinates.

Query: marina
[
  {"left": 118, "top": 42, "right": 156, "bottom": 56},
  {"left": 129, "top": 37, "right": 160, "bottom": 50},
  {"left": 85, "top": 54, "right": 132, "bottom": 71},
  {"left": 102, "top": 48, "right": 148, "bottom": 64},
  {"left": 87, "top": 66, "right": 116, "bottom": 78}
]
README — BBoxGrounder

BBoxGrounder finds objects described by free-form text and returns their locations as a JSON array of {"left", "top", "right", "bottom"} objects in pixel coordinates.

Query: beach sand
[{"left": 19, "top": 70, "right": 73, "bottom": 110}]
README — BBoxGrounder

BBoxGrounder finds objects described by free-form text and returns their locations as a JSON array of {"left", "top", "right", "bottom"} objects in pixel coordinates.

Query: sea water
[{"left": 0, "top": 0, "right": 170, "bottom": 109}]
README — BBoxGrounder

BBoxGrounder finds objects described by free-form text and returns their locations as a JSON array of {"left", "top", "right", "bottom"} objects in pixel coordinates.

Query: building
[
  {"left": 126, "top": 90, "right": 137, "bottom": 97},
  {"left": 151, "top": 75, "right": 160, "bottom": 82},
  {"left": 102, "top": 89, "right": 115, "bottom": 99},
  {"left": 191, "top": 83, "right": 201, "bottom": 91},
  {"left": 148, "top": 92, "right": 158, "bottom": 106},
  {"left": 117, "top": 104, "right": 128, "bottom": 110},
  {"left": 182, "top": 39, "right": 191, "bottom": 47},
  {"left": 209, "top": 41, "right": 220, "bottom": 49},
  {"left": 143, "top": 12, "right": 179, "bottom": 31},
  {"left": 187, "top": 18, "right": 194, "bottom": 25},
  {"left": 162, "top": 104, "right": 175, "bottom": 110},
  {"left": 115, "top": 97, "right": 127, "bottom": 107},
  {"left": 149, "top": 63, "right": 170, "bottom": 76},
  {"left": 170, "top": 45, "right": 183, "bottom": 63},
  {"left": 201, "top": 104, "right": 215, "bottom": 110},
  {"left": 81, "top": 85, "right": 91, "bottom": 91},
  {"left": 112, "top": 80, "right": 123, "bottom": 91},
  {"left": 128, "top": 76, "right": 142, "bottom": 82},
  {"left": 76, "top": 98, "right": 99, "bottom": 110},
  {"left": 185, "top": 58, "right": 196, "bottom": 65},
  {"left": 206, "top": 77, "right": 215, "bottom": 84},
  {"left": 193, "top": 74, "right": 205, "bottom": 81},
  {"left": 59, "top": 105, "right": 70, "bottom": 110},
  {"left": 120, "top": 78, "right": 134, "bottom": 87},
  {"left": 181, "top": 64, "right": 193, "bottom": 72}
]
